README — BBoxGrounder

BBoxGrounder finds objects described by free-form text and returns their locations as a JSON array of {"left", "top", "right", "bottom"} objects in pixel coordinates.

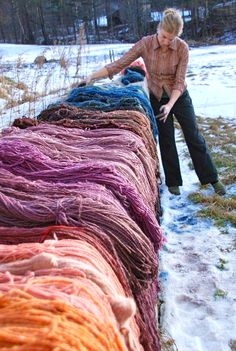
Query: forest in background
[{"left": 0, "top": 0, "right": 236, "bottom": 45}]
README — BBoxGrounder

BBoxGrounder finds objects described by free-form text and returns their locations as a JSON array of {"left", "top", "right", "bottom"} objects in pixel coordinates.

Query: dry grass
[
  {"left": 0, "top": 45, "right": 83, "bottom": 118},
  {"left": 0, "top": 86, "right": 9, "bottom": 100},
  {"left": 187, "top": 116, "right": 236, "bottom": 227},
  {"left": 34, "top": 55, "right": 47, "bottom": 67},
  {"left": 229, "top": 339, "right": 236, "bottom": 351},
  {"left": 0, "top": 76, "right": 15, "bottom": 85},
  {"left": 189, "top": 192, "right": 236, "bottom": 227},
  {"left": 160, "top": 328, "right": 178, "bottom": 351},
  {"left": 16, "top": 82, "right": 28, "bottom": 90},
  {"left": 0, "top": 75, "right": 28, "bottom": 96}
]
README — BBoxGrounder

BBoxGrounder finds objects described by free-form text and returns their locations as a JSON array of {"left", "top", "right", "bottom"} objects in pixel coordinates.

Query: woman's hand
[
  {"left": 78, "top": 67, "right": 109, "bottom": 87},
  {"left": 82, "top": 67, "right": 109, "bottom": 86},
  {"left": 157, "top": 89, "right": 181, "bottom": 122},
  {"left": 86, "top": 74, "right": 95, "bottom": 85},
  {"left": 157, "top": 103, "right": 172, "bottom": 122},
  {"left": 77, "top": 74, "right": 96, "bottom": 87}
]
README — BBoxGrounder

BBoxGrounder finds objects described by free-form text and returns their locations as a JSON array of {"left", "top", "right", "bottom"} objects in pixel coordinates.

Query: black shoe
[
  {"left": 211, "top": 181, "right": 226, "bottom": 196},
  {"left": 168, "top": 186, "right": 180, "bottom": 196}
]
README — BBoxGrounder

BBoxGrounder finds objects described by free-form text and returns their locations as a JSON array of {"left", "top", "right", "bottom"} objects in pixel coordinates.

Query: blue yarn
[
  {"left": 66, "top": 96, "right": 146, "bottom": 115},
  {"left": 121, "top": 69, "right": 145, "bottom": 85},
  {"left": 66, "top": 85, "right": 158, "bottom": 140}
]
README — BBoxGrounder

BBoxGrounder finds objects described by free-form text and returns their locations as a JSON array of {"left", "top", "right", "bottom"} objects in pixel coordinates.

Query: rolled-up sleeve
[
  {"left": 172, "top": 43, "right": 189, "bottom": 93},
  {"left": 105, "top": 39, "right": 143, "bottom": 79}
]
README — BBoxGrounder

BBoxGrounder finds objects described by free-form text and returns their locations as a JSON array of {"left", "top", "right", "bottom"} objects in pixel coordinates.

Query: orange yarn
[{"left": 0, "top": 289, "right": 128, "bottom": 351}]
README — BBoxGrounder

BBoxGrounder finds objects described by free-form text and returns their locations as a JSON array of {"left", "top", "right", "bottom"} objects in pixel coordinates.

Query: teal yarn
[{"left": 66, "top": 85, "right": 158, "bottom": 139}]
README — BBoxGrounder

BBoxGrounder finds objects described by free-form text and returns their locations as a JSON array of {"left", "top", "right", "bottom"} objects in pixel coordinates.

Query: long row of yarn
[
  {"left": 0, "top": 123, "right": 162, "bottom": 234},
  {"left": 0, "top": 237, "right": 144, "bottom": 351},
  {"left": 0, "top": 81, "right": 162, "bottom": 351},
  {"left": 0, "top": 225, "right": 158, "bottom": 350}
]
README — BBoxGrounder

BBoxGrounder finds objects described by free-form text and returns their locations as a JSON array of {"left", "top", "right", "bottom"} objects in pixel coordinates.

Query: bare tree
[{"left": 0, "top": 0, "right": 235, "bottom": 44}]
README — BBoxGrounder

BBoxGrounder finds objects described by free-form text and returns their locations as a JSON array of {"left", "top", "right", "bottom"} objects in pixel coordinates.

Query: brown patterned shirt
[{"left": 105, "top": 34, "right": 189, "bottom": 101}]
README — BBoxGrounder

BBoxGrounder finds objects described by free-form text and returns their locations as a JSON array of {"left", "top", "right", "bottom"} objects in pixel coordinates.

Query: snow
[
  {"left": 151, "top": 11, "right": 162, "bottom": 22},
  {"left": 1, "top": 42, "right": 235, "bottom": 122},
  {"left": 0, "top": 42, "right": 236, "bottom": 351},
  {"left": 213, "top": 0, "right": 236, "bottom": 9},
  {"left": 159, "top": 143, "right": 236, "bottom": 351},
  {"left": 187, "top": 45, "right": 236, "bottom": 120}
]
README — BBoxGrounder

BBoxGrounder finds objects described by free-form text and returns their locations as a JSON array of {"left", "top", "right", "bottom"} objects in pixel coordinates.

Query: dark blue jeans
[{"left": 150, "top": 90, "right": 218, "bottom": 187}]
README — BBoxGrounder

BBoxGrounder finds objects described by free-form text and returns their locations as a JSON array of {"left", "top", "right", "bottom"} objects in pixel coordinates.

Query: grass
[
  {"left": 216, "top": 258, "right": 228, "bottom": 270},
  {"left": 214, "top": 288, "right": 228, "bottom": 299},
  {"left": 160, "top": 328, "right": 178, "bottom": 351},
  {"left": 175, "top": 116, "right": 236, "bottom": 226},
  {"left": 0, "top": 75, "right": 28, "bottom": 99},
  {"left": 229, "top": 340, "right": 236, "bottom": 351},
  {"left": 189, "top": 192, "right": 236, "bottom": 227},
  {"left": 187, "top": 116, "right": 236, "bottom": 227},
  {"left": 0, "top": 45, "right": 83, "bottom": 119}
]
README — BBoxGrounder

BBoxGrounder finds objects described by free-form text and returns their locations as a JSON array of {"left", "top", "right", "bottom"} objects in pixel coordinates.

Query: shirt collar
[
  {"left": 170, "top": 38, "right": 177, "bottom": 50},
  {"left": 154, "top": 34, "right": 177, "bottom": 51},
  {"left": 153, "top": 34, "right": 160, "bottom": 50}
]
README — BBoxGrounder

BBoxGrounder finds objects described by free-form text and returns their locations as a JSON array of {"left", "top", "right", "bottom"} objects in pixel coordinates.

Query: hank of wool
[
  {"left": 0, "top": 237, "right": 145, "bottom": 351},
  {"left": 0, "top": 226, "right": 160, "bottom": 351},
  {"left": 0, "top": 170, "right": 161, "bottom": 286},
  {"left": 0, "top": 152, "right": 163, "bottom": 245},
  {"left": 64, "top": 85, "right": 158, "bottom": 139},
  {"left": 36, "top": 106, "right": 158, "bottom": 160},
  {"left": 1, "top": 124, "right": 158, "bottom": 211},
  {"left": 0, "top": 289, "right": 135, "bottom": 351}
]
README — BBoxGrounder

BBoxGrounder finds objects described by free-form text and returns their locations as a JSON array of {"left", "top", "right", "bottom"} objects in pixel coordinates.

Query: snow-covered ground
[
  {"left": 0, "top": 42, "right": 235, "bottom": 351},
  {"left": 159, "top": 140, "right": 236, "bottom": 351},
  {"left": 1, "top": 43, "right": 236, "bottom": 125},
  {"left": 187, "top": 45, "right": 236, "bottom": 119}
]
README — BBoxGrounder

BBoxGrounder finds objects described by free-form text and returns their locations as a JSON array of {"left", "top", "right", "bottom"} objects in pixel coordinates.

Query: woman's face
[{"left": 157, "top": 28, "right": 176, "bottom": 48}]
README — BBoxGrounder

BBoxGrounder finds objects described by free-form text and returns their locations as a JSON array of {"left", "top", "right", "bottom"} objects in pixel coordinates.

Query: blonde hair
[{"left": 158, "top": 8, "right": 183, "bottom": 36}]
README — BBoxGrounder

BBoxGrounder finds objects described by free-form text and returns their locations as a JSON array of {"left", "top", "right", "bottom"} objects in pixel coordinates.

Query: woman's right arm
[{"left": 83, "top": 39, "right": 144, "bottom": 85}]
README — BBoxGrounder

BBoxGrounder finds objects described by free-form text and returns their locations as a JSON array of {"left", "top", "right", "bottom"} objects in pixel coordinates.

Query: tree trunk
[
  {"left": 191, "top": 0, "right": 199, "bottom": 38},
  {"left": 105, "top": 0, "right": 113, "bottom": 35},
  {"left": 0, "top": 24, "right": 6, "bottom": 42},
  {"left": 92, "top": 0, "right": 100, "bottom": 42},
  {"left": 37, "top": 1, "right": 50, "bottom": 44},
  {"left": 22, "top": 2, "right": 35, "bottom": 43},
  {"left": 9, "top": 0, "right": 19, "bottom": 42}
]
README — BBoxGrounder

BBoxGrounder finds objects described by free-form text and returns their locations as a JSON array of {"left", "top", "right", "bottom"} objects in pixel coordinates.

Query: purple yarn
[
  {"left": 0, "top": 168, "right": 158, "bottom": 286},
  {"left": 0, "top": 115, "right": 163, "bottom": 351},
  {"left": 0, "top": 129, "right": 163, "bottom": 250},
  {"left": 2, "top": 124, "right": 158, "bottom": 209}
]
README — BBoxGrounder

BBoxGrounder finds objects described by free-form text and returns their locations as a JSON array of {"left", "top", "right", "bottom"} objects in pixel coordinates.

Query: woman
[{"left": 84, "top": 8, "right": 226, "bottom": 196}]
